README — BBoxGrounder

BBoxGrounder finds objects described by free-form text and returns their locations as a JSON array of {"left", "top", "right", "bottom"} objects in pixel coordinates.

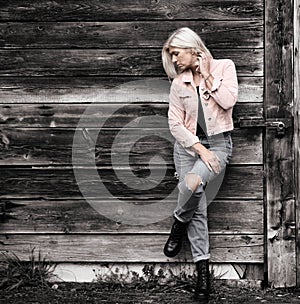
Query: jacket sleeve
[
  {"left": 168, "top": 81, "right": 199, "bottom": 148},
  {"left": 203, "top": 59, "right": 238, "bottom": 110}
]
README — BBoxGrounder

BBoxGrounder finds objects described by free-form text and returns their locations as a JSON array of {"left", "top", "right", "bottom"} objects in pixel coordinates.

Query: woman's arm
[
  {"left": 191, "top": 142, "right": 221, "bottom": 173},
  {"left": 168, "top": 82, "right": 199, "bottom": 149},
  {"left": 203, "top": 59, "right": 238, "bottom": 110}
]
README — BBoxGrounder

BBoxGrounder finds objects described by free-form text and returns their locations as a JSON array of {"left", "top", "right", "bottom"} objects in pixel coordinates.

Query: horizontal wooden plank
[
  {"left": 0, "top": 49, "right": 263, "bottom": 77},
  {"left": 0, "top": 199, "right": 263, "bottom": 234},
  {"left": 1, "top": 21, "right": 263, "bottom": 49},
  {"left": 0, "top": 76, "right": 263, "bottom": 104},
  {"left": 0, "top": 166, "right": 263, "bottom": 200},
  {"left": 0, "top": 234, "right": 264, "bottom": 263},
  {"left": 0, "top": 103, "right": 263, "bottom": 128},
  {"left": 0, "top": 128, "right": 263, "bottom": 165},
  {"left": 0, "top": 0, "right": 263, "bottom": 21}
]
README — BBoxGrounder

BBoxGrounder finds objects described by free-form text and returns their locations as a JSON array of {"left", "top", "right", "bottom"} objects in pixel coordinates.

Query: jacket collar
[
  {"left": 181, "top": 69, "right": 194, "bottom": 84},
  {"left": 179, "top": 59, "right": 218, "bottom": 83}
]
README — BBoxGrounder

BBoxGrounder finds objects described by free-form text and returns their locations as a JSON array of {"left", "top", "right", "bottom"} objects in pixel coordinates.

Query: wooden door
[
  {"left": 295, "top": 0, "right": 300, "bottom": 288},
  {"left": 265, "top": 0, "right": 296, "bottom": 287}
]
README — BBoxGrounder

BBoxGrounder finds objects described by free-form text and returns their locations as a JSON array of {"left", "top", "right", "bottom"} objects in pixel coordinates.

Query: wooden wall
[
  {"left": 295, "top": 0, "right": 300, "bottom": 288},
  {"left": 0, "top": 1, "right": 265, "bottom": 280}
]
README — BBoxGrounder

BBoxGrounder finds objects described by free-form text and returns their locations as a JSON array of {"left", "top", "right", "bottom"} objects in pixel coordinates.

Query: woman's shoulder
[{"left": 211, "top": 58, "right": 235, "bottom": 69}]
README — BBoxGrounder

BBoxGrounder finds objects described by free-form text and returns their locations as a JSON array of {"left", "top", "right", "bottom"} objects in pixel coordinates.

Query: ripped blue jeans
[{"left": 173, "top": 132, "right": 233, "bottom": 263}]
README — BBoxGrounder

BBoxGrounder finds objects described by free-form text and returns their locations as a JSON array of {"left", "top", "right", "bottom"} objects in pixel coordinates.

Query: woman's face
[{"left": 168, "top": 46, "right": 197, "bottom": 71}]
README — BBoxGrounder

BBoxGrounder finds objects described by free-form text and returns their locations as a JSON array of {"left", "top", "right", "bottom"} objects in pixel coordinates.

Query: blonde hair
[{"left": 162, "top": 27, "right": 212, "bottom": 79}]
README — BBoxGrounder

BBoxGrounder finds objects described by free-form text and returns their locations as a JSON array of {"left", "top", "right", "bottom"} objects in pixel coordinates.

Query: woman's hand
[
  {"left": 195, "top": 53, "right": 211, "bottom": 80},
  {"left": 191, "top": 142, "right": 221, "bottom": 173}
]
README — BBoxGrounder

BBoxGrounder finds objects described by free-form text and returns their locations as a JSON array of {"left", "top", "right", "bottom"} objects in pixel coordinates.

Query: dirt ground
[{"left": 1, "top": 281, "right": 300, "bottom": 304}]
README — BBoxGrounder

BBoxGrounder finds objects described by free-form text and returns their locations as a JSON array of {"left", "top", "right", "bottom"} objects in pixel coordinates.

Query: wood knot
[
  {"left": 0, "top": 132, "right": 10, "bottom": 147},
  {"left": 166, "top": 12, "right": 173, "bottom": 19}
]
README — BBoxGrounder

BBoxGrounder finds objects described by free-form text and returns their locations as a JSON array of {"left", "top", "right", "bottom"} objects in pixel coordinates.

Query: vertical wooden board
[
  {"left": 265, "top": 0, "right": 296, "bottom": 287},
  {"left": 265, "top": 129, "right": 296, "bottom": 286},
  {"left": 265, "top": 1, "right": 293, "bottom": 117},
  {"left": 294, "top": 0, "right": 300, "bottom": 287}
]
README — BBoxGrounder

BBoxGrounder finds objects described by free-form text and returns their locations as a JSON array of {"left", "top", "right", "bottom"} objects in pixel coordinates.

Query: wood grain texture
[
  {"left": 0, "top": 127, "right": 263, "bottom": 165},
  {"left": 0, "top": 0, "right": 263, "bottom": 21},
  {"left": 0, "top": 234, "right": 264, "bottom": 263},
  {"left": 0, "top": 199, "right": 263, "bottom": 234},
  {"left": 294, "top": 0, "right": 300, "bottom": 287},
  {"left": 265, "top": 128, "right": 296, "bottom": 287},
  {"left": 265, "top": 0, "right": 296, "bottom": 287},
  {"left": 0, "top": 166, "right": 263, "bottom": 200},
  {"left": 0, "top": 21, "right": 263, "bottom": 49},
  {"left": 0, "top": 0, "right": 266, "bottom": 271},
  {"left": 265, "top": 2, "right": 294, "bottom": 118},
  {"left": 0, "top": 76, "right": 263, "bottom": 104},
  {"left": 0, "top": 103, "right": 263, "bottom": 128},
  {"left": 0, "top": 49, "right": 263, "bottom": 77}
]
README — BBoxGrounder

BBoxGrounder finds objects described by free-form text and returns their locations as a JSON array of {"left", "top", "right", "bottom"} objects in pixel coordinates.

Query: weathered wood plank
[
  {"left": 0, "top": 103, "right": 263, "bottom": 128},
  {"left": 265, "top": 0, "right": 296, "bottom": 287},
  {"left": 265, "top": 8, "right": 293, "bottom": 118},
  {"left": 0, "top": 103, "right": 172, "bottom": 128},
  {"left": 0, "top": 166, "right": 263, "bottom": 200},
  {"left": 0, "top": 49, "right": 263, "bottom": 77},
  {"left": 294, "top": 0, "right": 300, "bottom": 287},
  {"left": 0, "top": 76, "right": 263, "bottom": 104},
  {"left": 0, "top": 128, "right": 262, "bottom": 166},
  {"left": 0, "top": 21, "right": 263, "bottom": 49},
  {"left": 0, "top": 234, "right": 264, "bottom": 263},
  {"left": 0, "top": 0, "right": 263, "bottom": 21},
  {"left": 0, "top": 199, "right": 263, "bottom": 234},
  {"left": 266, "top": 129, "right": 296, "bottom": 288}
]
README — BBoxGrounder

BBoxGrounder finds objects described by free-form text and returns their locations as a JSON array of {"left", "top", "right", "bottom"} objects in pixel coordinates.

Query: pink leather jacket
[{"left": 168, "top": 58, "right": 238, "bottom": 155}]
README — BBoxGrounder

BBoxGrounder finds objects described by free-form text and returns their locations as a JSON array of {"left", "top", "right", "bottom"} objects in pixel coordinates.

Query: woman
[{"left": 161, "top": 27, "right": 238, "bottom": 300}]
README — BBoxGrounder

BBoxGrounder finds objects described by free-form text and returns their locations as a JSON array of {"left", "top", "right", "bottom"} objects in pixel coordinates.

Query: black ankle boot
[
  {"left": 163, "top": 217, "right": 186, "bottom": 257},
  {"left": 194, "top": 259, "right": 210, "bottom": 301}
]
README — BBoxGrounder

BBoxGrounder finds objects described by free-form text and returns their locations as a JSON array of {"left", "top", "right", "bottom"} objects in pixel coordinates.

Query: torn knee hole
[{"left": 185, "top": 173, "right": 202, "bottom": 192}]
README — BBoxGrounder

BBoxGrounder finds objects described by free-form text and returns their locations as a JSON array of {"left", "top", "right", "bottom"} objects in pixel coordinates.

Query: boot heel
[{"left": 194, "top": 259, "right": 210, "bottom": 300}]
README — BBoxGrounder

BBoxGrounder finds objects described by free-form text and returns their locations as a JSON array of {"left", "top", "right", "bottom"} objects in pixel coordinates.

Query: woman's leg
[
  {"left": 166, "top": 134, "right": 232, "bottom": 301},
  {"left": 187, "top": 195, "right": 210, "bottom": 262},
  {"left": 187, "top": 134, "right": 232, "bottom": 300},
  {"left": 164, "top": 134, "right": 232, "bottom": 258},
  {"left": 174, "top": 147, "right": 230, "bottom": 223},
  {"left": 163, "top": 142, "right": 197, "bottom": 257}
]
